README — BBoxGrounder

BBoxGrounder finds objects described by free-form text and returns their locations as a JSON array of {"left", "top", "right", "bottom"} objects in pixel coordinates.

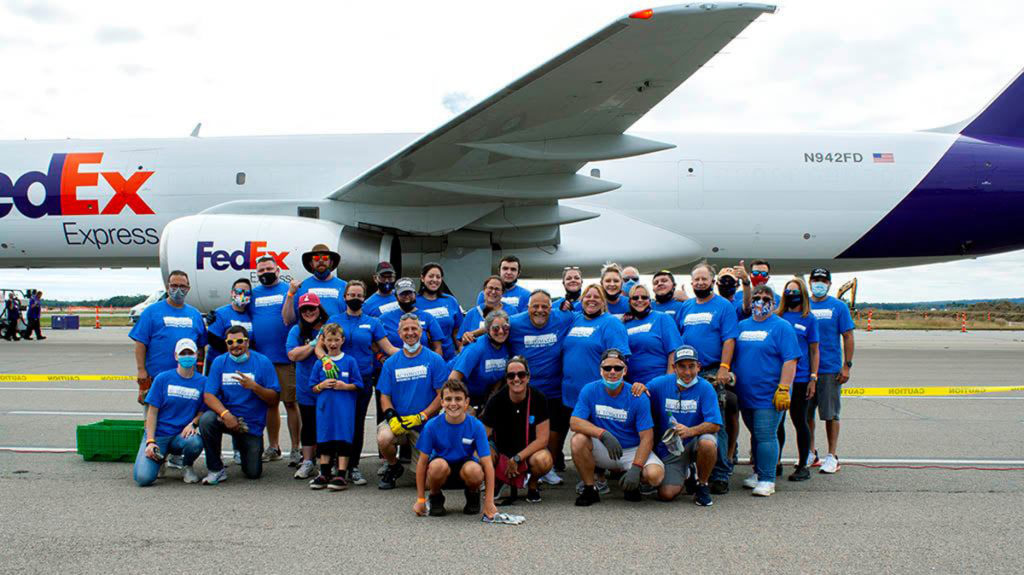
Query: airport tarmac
[{"left": 1, "top": 328, "right": 1022, "bottom": 573}]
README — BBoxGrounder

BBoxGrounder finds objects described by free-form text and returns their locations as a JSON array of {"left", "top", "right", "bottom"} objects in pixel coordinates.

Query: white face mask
[
  {"left": 677, "top": 376, "right": 696, "bottom": 389},
  {"left": 403, "top": 341, "right": 421, "bottom": 354}
]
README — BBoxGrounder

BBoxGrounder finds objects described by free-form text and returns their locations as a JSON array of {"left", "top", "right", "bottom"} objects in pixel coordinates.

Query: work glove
[
  {"left": 599, "top": 431, "right": 623, "bottom": 461},
  {"left": 773, "top": 384, "right": 791, "bottom": 411},
  {"left": 399, "top": 412, "right": 426, "bottom": 429},
  {"left": 620, "top": 464, "right": 642, "bottom": 492},
  {"left": 321, "top": 356, "right": 338, "bottom": 379},
  {"left": 384, "top": 408, "right": 406, "bottom": 436}
]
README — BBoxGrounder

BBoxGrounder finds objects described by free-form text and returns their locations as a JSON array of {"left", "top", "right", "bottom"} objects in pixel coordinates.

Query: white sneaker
[
  {"left": 752, "top": 481, "right": 776, "bottom": 496},
  {"left": 540, "top": 470, "right": 563, "bottom": 485},
  {"left": 294, "top": 460, "right": 315, "bottom": 479},
  {"left": 202, "top": 468, "right": 228, "bottom": 485},
  {"left": 232, "top": 450, "right": 242, "bottom": 465},
  {"left": 806, "top": 449, "right": 820, "bottom": 468},
  {"left": 819, "top": 454, "right": 840, "bottom": 474},
  {"left": 743, "top": 473, "right": 760, "bottom": 489},
  {"left": 182, "top": 465, "right": 200, "bottom": 484}
]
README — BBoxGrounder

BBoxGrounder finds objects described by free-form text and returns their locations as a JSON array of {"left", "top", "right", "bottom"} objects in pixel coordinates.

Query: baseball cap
[
  {"left": 673, "top": 344, "right": 699, "bottom": 364},
  {"left": 375, "top": 261, "right": 396, "bottom": 275},
  {"left": 652, "top": 269, "right": 675, "bottom": 282},
  {"left": 810, "top": 267, "right": 831, "bottom": 281},
  {"left": 174, "top": 338, "right": 198, "bottom": 357},
  {"left": 298, "top": 292, "right": 321, "bottom": 309},
  {"left": 395, "top": 277, "right": 416, "bottom": 295}
]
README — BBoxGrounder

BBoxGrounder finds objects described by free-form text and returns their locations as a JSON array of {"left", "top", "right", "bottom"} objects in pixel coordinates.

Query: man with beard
[{"left": 285, "top": 244, "right": 348, "bottom": 320}]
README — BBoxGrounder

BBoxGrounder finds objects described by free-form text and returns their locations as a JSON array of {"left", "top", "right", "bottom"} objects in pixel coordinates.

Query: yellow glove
[
  {"left": 399, "top": 412, "right": 426, "bottom": 429},
  {"left": 773, "top": 384, "right": 791, "bottom": 411},
  {"left": 388, "top": 416, "right": 407, "bottom": 436}
]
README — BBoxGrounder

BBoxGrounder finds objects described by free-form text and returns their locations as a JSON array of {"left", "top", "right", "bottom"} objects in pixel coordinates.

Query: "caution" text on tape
[
  {"left": 0, "top": 374, "right": 135, "bottom": 382},
  {"left": 842, "top": 385, "right": 1024, "bottom": 397}
]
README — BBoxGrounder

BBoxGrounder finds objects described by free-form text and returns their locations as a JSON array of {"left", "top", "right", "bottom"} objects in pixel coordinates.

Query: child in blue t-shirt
[{"left": 307, "top": 323, "right": 363, "bottom": 491}]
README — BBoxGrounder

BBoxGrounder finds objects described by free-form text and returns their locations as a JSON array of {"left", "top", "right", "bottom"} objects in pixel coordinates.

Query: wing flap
[{"left": 459, "top": 134, "right": 675, "bottom": 161}]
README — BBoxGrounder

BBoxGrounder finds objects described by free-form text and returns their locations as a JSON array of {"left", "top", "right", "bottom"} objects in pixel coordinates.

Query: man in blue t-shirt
[
  {"left": 199, "top": 325, "right": 280, "bottom": 484},
  {"left": 651, "top": 270, "right": 686, "bottom": 318},
  {"left": 129, "top": 270, "right": 207, "bottom": 405},
  {"left": 376, "top": 313, "right": 449, "bottom": 489},
  {"left": 808, "top": 267, "right": 856, "bottom": 474},
  {"left": 412, "top": 380, "right": 497, "bottom": 519},
  {"left": 569, "top": 349, "right": 663, "bottom": 506},
  {"left": 475, "top": 255, "right": 530, "bottom": 314},
  {"left": 365, "top": 261, "right": 399, "bottom": 317},
  {"left": 646, "top": 345, "right": 722, "bottom": 506},
  {"left": 284, "top": 243, "right": 348, "bottom": 321},
  {"left": 206, "top": 278, "right": 254, "bottom": 370}
]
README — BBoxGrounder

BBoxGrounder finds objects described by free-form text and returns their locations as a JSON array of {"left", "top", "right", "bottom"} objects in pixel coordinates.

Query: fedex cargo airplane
[{"left": 1, "top": 3, "right": 1023, "bottom": 309}]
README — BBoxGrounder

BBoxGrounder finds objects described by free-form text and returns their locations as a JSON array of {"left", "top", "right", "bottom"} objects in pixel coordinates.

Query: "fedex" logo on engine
[
  {"left": 196, "top": 241, "right": 290, "bottom": 271},
  {"left": 0, "top": 153, "right": 154, "bottom": 219}
]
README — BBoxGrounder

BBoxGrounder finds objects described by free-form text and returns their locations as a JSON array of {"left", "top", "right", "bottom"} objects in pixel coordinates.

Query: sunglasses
[
  {"left": 300, "top": 306, "right": 319, "bottom": 313},
  {"left": 226, "top": 337, "right": 248, "bottom": 345},
  {"left": 311, "top": 255, "right": 332, "bottom": 262},
  {"left": 600, "top": 364, "right": 625, "bottom": 373},
  {"left": 489, "top": 325, "right": 510, "bottom": 333},
  {"left": 630, "top": 295, "right": 650, "bottom": 301},
  {"left": 232, "top": 288, "right": 250, "bottom": 295},
  {"left": 563, "top": 266, "right": 581, "bottom": 271},
  {"left": 751, "top": 271, "right": 769, "bottom": 277},
  {"left": 506, "top": 371, "right": 529, "bottom": 381},
  {"left": 753, "top": 297, "right": 774, "bottom": 304},
  {"left": 168, "top": 284, "right": 189, "bottom": 290}
]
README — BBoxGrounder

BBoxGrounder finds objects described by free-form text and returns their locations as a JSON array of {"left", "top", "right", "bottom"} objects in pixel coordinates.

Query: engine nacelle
[{"left": 160, "top": 214, "right": 399, "bottom": 311}]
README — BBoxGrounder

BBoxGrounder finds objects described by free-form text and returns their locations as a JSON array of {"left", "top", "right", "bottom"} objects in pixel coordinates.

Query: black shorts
[
  {"left": 317, "top": 440, "right": 352, "bottom": 459},
  {"left": 548, "top": 397, "right": 571, "bottom": 435},
  {"left": 299, "top": 404, "right": 317, "bottom": 447},
  {"left": 437, "top": 458, "right": 477, "bottom": 490}
]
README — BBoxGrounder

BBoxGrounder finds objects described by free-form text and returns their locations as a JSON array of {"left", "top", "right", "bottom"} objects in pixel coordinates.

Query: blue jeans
[
  {"left": 133, "top": 433, "right": 203, "bottom": 487},
  {"left": 741, "top": 407, "right": 785, "bottom": 483},
  {"left": 710, "top": 425, "right": 733, "bottom": 482}
]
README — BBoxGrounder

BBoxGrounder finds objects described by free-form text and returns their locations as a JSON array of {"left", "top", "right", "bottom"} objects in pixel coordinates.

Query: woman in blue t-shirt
[
  {"left": 416, "top": 263, "right": 464, "bottom": 361},
  {"left": 460, "top": 276, "right": 515, "bottom": 344},
  {"left": 286, "top": 292, "right": 329, "bottom": 479},
  {"left": 600, "top": 264, "right": 630, "bottom": 318},
  {"left": 777, "top": 278, "right": 819, "bottom": 482},
  {"left": 622, "top": 284, "right": 680, "bottom": 385},
  {"left": 733, "top": 285, "right": 801, "bottom": 496},
  {"left": 449, "top": 309, "right": 511, "bottom": 412}
]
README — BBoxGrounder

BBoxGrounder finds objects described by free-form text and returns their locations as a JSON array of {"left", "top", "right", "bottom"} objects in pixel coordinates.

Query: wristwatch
[
  {"left": 844, "top": 361, "right": 853, "bottom": 368},
  {"left": 512, "top": 454, "right": 522, "bottom": 464}
]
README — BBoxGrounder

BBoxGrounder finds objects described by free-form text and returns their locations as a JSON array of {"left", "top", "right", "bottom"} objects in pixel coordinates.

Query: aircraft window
[
  {"left": 590, "top": 168, "right": 600, "bottom": 178},
  {"left": 298, "top": 206, "right": 320, "bottom": 219},
  {"left": 236, "top": 172, "right": 246, "bottom": 185}
]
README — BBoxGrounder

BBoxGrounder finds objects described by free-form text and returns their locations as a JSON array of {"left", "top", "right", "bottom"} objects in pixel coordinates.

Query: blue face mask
[
  {"left": 168, "top": 287, "right": 188, "bottom": 304},
  {"left": 752, "top": 299, "right": 775, "bottom": 319},
  {"left": 602, "top": 378, "right": 622, "bottom": 390},
  {"left": 177, "top": 355, "right": 197, "bottom": 369},
  {"left": 313, "top": 270, "right": 332, "bottom": 281},
  {"left": 229, "top": 352, "right": 249, "bottom": 364},
  {"left": 676, "top": 376, "right": 696, "bottom": 389},
  {"left": 403, "top": 341, "right": 421, "bottom": 354},
  {"left": 810, "top": 282, "right": 829, "bottom": 298}
]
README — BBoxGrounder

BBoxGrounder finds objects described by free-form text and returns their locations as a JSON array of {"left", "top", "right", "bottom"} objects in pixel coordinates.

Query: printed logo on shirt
[
  {"left": 524, "top": 333, "right": 558, "bottom": 348},
  {"left": 461, "top": 437, "right": 474, "bottom": 445},
  {"left": 229, "top": 320, "right": 253, "bottom": 332},
  {"left": 683, "top": 312, "right": 713, "bottom": 326},
  {"left": 665, "top": 398, "right": 698, "bottom": 414},
  {"left": 611, "top": 313, "right": 625, "bottom": 320},
  {"left": 308, "top": 288, "right": 339, "bottom": 300},
  {"left": 811, "top": 308, "right": 834, "bottom": 321},
  {"left": 595, "top": 404, "right": 629, "bottom": 422},
  {"left": 738, "top": 330, "right": 768, "bottom": 342},
  {"left": 395, "top": 365, "right": 428, "bottom": 382},
  {"left": 568, "top": 326, "right": 595, "bottom": 338},
  {"left": 793, "top": 323, "right": 806, "bottom": 332},
  {"left": 378, "top": 301, "right": 400, "bottom": 314},
  {"left": 627, "top": 323, "right": 653, "bottom": 336},
  {"left": 501, "top": 296, "right": 520, "bottom": 307},
  {"left": 484, "top": 358, "right": 507, "bottom": 373},
  {"left": 162, "top": 316, "right": 194, "bottom": 329},
  {"left": 341, "top": 371, "right": 349, "bottom": 378},
  {"left": 166, "top": 384, "right": 201, "bottom": 400},
  {"left": 424, "top": 307, "right": 449, "bottom": 319},
  {"left": 221, "top": 372, "right": 255, "bottom": 386},
  {"left": 664, "top": 310, "right": 677, "bottom": 316},
  {"left": 359, "top": 324, "right": 371, "bottom": 329},
  {"left": 255, "top": 295, "right": 284, "bottom": 307}
]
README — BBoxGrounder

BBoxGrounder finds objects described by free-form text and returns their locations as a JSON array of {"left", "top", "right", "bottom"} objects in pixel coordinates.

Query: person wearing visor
[
  {"left": 733, "top": 285, "right": 800, "bottom": 497},
  {"left": 622, "top": 284, "right": 681, "bottom": 385},
  {"left": 651, "top": 270, "right": 685, "bottom": 318},
  {"left": 206, "top": 278, "right": 254, "bottom": 371},
  {"left": 133, "top": 338, "right": 206, "bottom": 486},
  {"left": 416, "top": 263, "right": 464, "bottom": 360},
  {"left": 475, "top": 255, "right": 531, "bottom": 314},
  {"left": 365, "top": 261, "right": 399, "bottom": 317},
  {"left": 807, "top": 267, "right": 855, "bottom": 475},
  {"left": 200, "top": 325, "right": 281, "bottom": 484},
  {"left": 459, "top": 276, "right": 516, "bottom": 345},
  {"left": 552, "top": 266, "right": 583, "bottom": 311},
  {"left": 600, "top": 264, "right": 630, "bottom": 318},
  {"left": 570, "top": 349, "right": 663, "bottom": 506},
  {"left": 449, "top": 309, "right": 511, "bottom": 413},
  {"left": 777, "top": 277, "right": 819, "bottom": 481},
  {"left": 285, "top": 243, "right": 348, "bottom": 322},
  {"left": 129, "top": 270, "right": 207, "bottom": 405},
  {"left": 646, "top": 345, "right": 722, "bottom": 506},
  {"left": 286, "top": 292, "right": 330, "bottom": 480},
  {"left": 379, "top": 278, "right": 444, "bottom": 356}
]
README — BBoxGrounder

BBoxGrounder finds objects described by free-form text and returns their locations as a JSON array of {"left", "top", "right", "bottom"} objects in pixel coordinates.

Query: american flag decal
[{"left": 873, "top": 153, "right": 894, "bottom": 163}]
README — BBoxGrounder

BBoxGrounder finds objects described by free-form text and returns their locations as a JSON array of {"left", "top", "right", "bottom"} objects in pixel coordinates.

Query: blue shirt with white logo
[
  {"left": 416, "top": 415, "right": 491, "bottom": 463},
  {"left": 507, "top": 309, "right": 573, "bottom": 399},
  {"left": 646, "top": 374, "right": 722, "bottom": 457},
  {"left": 476, "top": 284, "right": 531, "bottom": 314},
  {"left": 286, "top": 324, "right": 319, "bottom": 406},
  {"left": 571, "top": 381, "right": 653, "bottom": 450},
  {"left": 651, "top": 298, "right": 685, "bottom": 319},
  {"left": 378, "top": 307, "right": 445, "bottom": 350},
  {"left": 809, "top": 296, "right": 855, "bottom": 373},
  {"left": 733, "top": 315, "right": 802, "bottom": 410},
  {"left": 365, "top": 292, "right": 399, "bottom": 318},
  {"left": 205, "top": 350, "right": 280, "bottom": 436},
  {"left": 250, "top": 282, "right": 291, "bottom": 364},
  {"left": 623, "top": 311, "right": 681, "bottom": 384},
  {"left": 129, "top": 300, "right": 207, "bottom": 378},
  {"left": 458, "top": 303, "right": 516, "bottom": 340},
  {"left": 145, "top": 369, "right": 207, "bottom": 438},
  {"left": 377, "top": 349, "right": 448, "bottom": 419},
  {"left": 326, "top": 311, "right": 388, "bottom": 377},
  {"left": 294, "top": 276, "right": 348, "bottom": 318},
  {"left": 206, "top": 304, "right": 253, "bottom": 367},
  {"left": 309, "top": 353, "right": 363, "bottom": 443},
  {"left": 451, "top": 338, "right": 509, "bottom": 400},
  {"left": 561, "top": 313, "right": 631, "bottom": 408},
  {"left": 780, "top": 311, "right": 819, "bottom": 382},
  {"left": 604, "top": 295, "right": 631, "bottom": 319},
  {"left": 416, "top": 294, "right": 464, "bottom": 361},
  {"left": 677, "top": 295, "right": 740, "bottom": 367}
]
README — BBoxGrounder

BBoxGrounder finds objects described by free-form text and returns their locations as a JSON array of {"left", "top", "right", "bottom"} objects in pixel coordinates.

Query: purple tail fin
[{"left": 961, "top": 68, "right": 1024, "bottom": 139}]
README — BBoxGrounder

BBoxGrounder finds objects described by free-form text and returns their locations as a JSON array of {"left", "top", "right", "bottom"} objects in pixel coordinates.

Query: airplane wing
[{"left": 329, "top": 3, "right": 775, "bottom": 213}]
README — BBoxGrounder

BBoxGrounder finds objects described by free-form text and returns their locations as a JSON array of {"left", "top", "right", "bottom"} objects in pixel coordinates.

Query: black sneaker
[
  {"left": 463, "top": 488, "right": 481, "bottom": 515},
  {"left": 554, "top": 452, "right": 567, "bottom": 473},
  {"left": 377, "top": 463, "right": 404, "bottom": 490},
  {"left": 309, "top": 474, "right": 329, "bottom": 490},
  {"left": 684, "top": 464, "right": 697, "bottom": 495},
  {"left": 526, "top": 488, "right": 541, "bottom": 503},
  {"left": 776, "top": 463, "right": 783, "bottom": 478},
  {"left": 428, "top": 493, "right": 446, "bottom": 517},
  {"left": 709, "top": 480, "right": 730, "bottom": 495},
  {"left": 575, "top": 485, "right": 600, "bottom": 507},
  {"left": 694, "top": 483, "right": 713, "bottom": 507},
  {"left": 328, "top": 475, "right": 348, "bottom": 491},
  {"left": 788, "top": 466, "right": 811, "bottom": 482},
  {"left": 623, "top": 489, "right": 642, "bottom": 502}
]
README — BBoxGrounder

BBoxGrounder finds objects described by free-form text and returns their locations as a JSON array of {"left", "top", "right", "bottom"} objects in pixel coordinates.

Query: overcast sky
[{"left": 3, "top": 0, "right": 1024, "bottom": 302}]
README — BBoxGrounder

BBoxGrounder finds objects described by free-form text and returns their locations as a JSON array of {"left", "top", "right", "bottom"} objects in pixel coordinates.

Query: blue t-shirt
[
  {"left": 416, "top": 294, "right": 464, "bottom": 361},
  {"left": 327, "top": 311, "right": 388, "bottom": 377},
  {"left": 309, "top": 353, "right": 363, "bottom": 443},
  {"left": 678, "top": 295, "right": 740, "bottom": 367},
  {"left": 377, "top": 349, "right": 448, "bottom": 419},
  {"left": 144, "top": 369, "right": 207, "bottom": 438},
  {"left": 507, "top": 309, "right": 573, "bottom": 399},
  {"left": 810, "top": 296, "right": 855, "bottom": 373},
  {"left": 416, "top": 415, "right": 491, "bottom": 463},
  {"left": 294, "top": 275, "right": 348, "bottom": 318},
  {"left": 27, "top": 295, "right": 41, "bottom": 319},
  {"left": 551, "top": 297, "right": 582, "bottom": 312},
  {"left": 646, "top": 374, "right": 723, "bottom": 457},
  {"left": 206, "top": 304, "right": 254, "bottom": 367},
  {"left": 378, "top": 307, "right": 445, "bottom": 350},
  {"left": 561, "top": 313, "right": 631, "bottom": 408},
  {"left": 571, "top": 381, "right": 653, "bottom": 449},
  {"left": 251, "top": 282, "right": 291, "bottom": 364},
  {"left": 128, "top": 300, "right": 207, "bottom": 377},
  {"left": 286, "top": 324, "right": 319, "bottom": 406},
  {"left": 205, "top": 350, "right": 280, "bottom": 436},
  {"left": 458, "top": 303, "right": 517, "bottom": 340},
  {"left": 781, "top": 311, "right": 819, "bottom": 382},
  {"left": 651, "top": 298, "right": 685, "bottom": 319},
  {"left": 733, "top": 315, "right": 802, "bottom": 410},
  {"left": 623, "top": 311, "right": 681, "bottom": 384},
  {"left": 365, "top": 291, "right": 399, "bottom": 318},
  {"left": 451, "top": 338, "right": 509, "bottom": 399},
  {"left": 604, "top": 295, "right": 631, "bottom": 319},
  {"left": 476, "top": 283, "right": 531, "bottom": 314}
]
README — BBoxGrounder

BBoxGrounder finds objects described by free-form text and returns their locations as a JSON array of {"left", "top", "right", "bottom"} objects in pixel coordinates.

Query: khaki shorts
[
  {"left": 275, "top": 363, "right": 296, "bottom": 403},
  {"left": 586, "top": 435, "right": 662, "bottom": 472},
  {"left": 376, "top": 421, "right": 421, "bottom": 458}
]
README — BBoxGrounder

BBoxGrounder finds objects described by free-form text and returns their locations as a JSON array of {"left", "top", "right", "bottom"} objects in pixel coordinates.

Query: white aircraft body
[{"left": 1, "top": 4, "right": 1022, "bottom": 309}]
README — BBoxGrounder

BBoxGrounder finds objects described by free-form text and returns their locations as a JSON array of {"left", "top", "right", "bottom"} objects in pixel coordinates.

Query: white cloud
[{"left": 95, "top": 25, "right": 143, "bottom": 44}]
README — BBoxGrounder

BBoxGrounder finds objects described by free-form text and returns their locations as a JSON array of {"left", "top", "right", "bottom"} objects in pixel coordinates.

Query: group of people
[
  {"left": 2, "top": 290, "right": 44, "bottom": 342},
  {"left": 129, "top": 245, "right": 855, "bottom": 518}
]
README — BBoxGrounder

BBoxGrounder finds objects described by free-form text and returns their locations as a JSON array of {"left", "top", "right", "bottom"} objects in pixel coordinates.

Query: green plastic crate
[{"left": 76, "top": 419, "right": 145, "bottom": 461}]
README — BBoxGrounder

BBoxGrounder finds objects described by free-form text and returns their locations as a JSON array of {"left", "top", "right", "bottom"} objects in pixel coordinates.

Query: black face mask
[
  {"left": 631, "top": 306, "right": 651, "bottom": 320},
  {"left": 564, "top": 289, "right": 581, "bottom": 302},
  {"left": 502, "top": 279, "right": 517, "bottom": 290},
  {"left": 717, "top": 279, "right": 737, "bottom": 299},
  {"left": 258, "top": 272, "right": 277, "bottom": 286},
  {"left": 693, "top": 286, "right": 713, "bottom": 299},
  {"left": 346, "top": 299, "right": 364, "bottom": 312},
  {"left": 605, "top": 292, "right": 620, "bottom": 303},
  {"left": 784, "top": 293, "right": 802, "bottom": 309},
  {"left": 378, "top": 281, "right": 394, "bottom": 294},
  {"left": 583, "top": 310, "right": 602, "bottom": 320},
  {"left": 654, "top": 291, "right": 674, "bottom": 304},
  {"left": 398, "top": 299, "right": 416, "bottom": 312}
]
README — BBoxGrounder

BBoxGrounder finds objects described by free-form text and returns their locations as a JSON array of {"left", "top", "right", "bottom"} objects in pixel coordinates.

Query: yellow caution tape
[
  {"left": 842, "top": 385, "right": 1024, "bottom": 397},
  {"left": 0, "top": 374, "right": 135, "bottom": 382}
]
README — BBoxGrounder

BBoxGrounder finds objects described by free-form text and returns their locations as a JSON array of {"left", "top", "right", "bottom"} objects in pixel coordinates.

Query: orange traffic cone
[
  {"left": 867, "top": 310, "right": 873, "bottom": 332},
  {"left": 961, "top": 312, "right": 967, "bottom": 333},
  {"left": 94, "top": 306, "right": 101, "bottom": 329}
]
